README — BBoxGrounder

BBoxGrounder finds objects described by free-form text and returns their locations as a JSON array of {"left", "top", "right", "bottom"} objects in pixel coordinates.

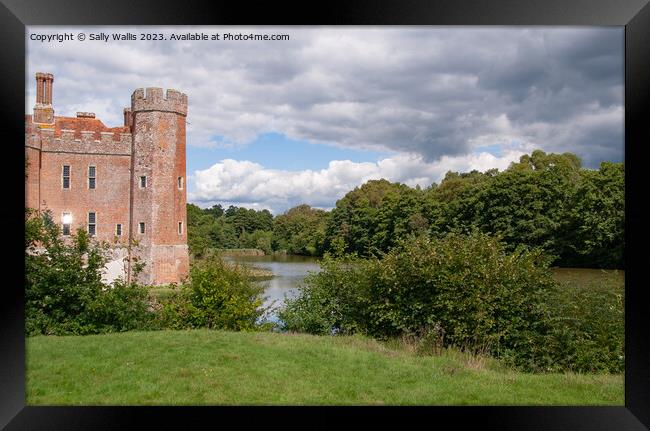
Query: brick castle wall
[{"left": 25, "top": 74, "right": 189, "bottom": 285}]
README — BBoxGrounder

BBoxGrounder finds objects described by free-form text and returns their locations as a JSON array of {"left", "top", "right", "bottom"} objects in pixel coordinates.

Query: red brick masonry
[{"left": 25, "top": 73, "right": 189, "bottom": 285}]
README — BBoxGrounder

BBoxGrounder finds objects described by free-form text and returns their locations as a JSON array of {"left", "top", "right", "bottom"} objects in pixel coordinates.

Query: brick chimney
[
  {"left": 33, "top": 72, "right": 54, "bottom": 124},
  {"left": 123, "top": 107, "right": 132, "bottom": 129}
]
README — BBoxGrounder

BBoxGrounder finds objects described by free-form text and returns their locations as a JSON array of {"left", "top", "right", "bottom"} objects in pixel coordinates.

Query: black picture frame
[{"left": 1, "top": 0, "right": 648, "bottom": 429}]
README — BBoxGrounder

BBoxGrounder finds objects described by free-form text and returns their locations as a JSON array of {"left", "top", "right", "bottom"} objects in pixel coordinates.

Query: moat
[{"left": 226, "top": 254, "right": 322, "bottom": 321}]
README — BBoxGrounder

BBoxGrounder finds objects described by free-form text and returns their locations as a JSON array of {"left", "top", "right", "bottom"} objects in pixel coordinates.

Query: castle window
[
  {"left": 116, "top": 224, "right": 122, "bottom": 236},
  {"left": 62, "top": 212, "right": 71, "bottom": 236},
  {"left": 62, "top": 165, "right": 70, "bottom": 189},
  {"left": 178, "top": 176, "right": 184, "bottom": 189},
  {"left": 140, "top": 176, "right": 147, "bottom": 188},
  {"left": 88, "top": 212, "right": 96, "bottom": 236},
  {"left": 88, "top": 166, "right": 96, "bottom": 189},
  {"left": 178, "top": 221, "right": 183, "bottom": 235},
  {"left": 139, "top": 222, "right": 145, "bottom": 234}
]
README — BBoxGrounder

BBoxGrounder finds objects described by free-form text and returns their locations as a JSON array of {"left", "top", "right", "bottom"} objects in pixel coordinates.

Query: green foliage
[
  {"left": 427, "top": 151, "right": 622, "bottom": 268},
  {"left": 85, "top": 279, "right": 155, "bottom": 333},
  {"left": 282, "top": 231, "right": 554, "bottom": 343},
  {"left": 25, "top": 209, "right": 154, "bottom": 335},
  {"left": 187, "top": 203, "right": 279, "bottom": 257},
  {"left": 187, "top": 203, "right": 239, "bottom": 257},
  {"left": 324, "top": 179, "right": 430, "bottom": 256},
  {"left": 239, "top": 230, "right": 274, "bottom": 255},
  {"left": 157, "top": 257, "right": 268, "bottom": 331},
  {"left": 225, "top": 205, "right": 273, "bottom": 234},
  {"left": 364, "top": 232, "right": 556, "bottom": 350},
  {"left": 273, "top": 204, "right": 328, "bottom": 255},
  {"left": 431, "top": 169, "right": 496, "bottom": 203},
  {"left": 564, "top": 162, "right": 624, "bottom": 268},
  {"left": 278, "top": 253, "right": 371, "bottom": 335},
  {"left": 451, "top": 160, "right": 579, "bottom": 260},
  {"left": 506, "top": 270, "right": 624, "bottom": 373},
  {"left": 281, "top": 231, "right": 624, "bottom": 372}
]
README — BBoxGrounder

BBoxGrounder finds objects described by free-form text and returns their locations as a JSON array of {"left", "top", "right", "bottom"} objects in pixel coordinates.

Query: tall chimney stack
[{"left": 33, "top": 72, "right": 55, "bottom": 124}]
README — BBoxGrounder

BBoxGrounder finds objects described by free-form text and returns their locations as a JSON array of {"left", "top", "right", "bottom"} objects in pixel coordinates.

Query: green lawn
[
  {"left": 551, "top": 267, "right": 624, "bottom": 287},
  {"left": 26, "top": 329, "right": 623, "bottom": 405}
]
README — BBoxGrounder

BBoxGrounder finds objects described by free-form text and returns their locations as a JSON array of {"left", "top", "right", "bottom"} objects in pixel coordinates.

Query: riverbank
[{"left": 26, "top": 329, "right": 623, "bottom": 405}]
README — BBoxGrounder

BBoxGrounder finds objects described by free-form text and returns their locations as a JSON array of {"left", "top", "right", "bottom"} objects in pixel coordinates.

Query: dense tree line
[
  {"left": 187, "top": 202, "right": 328, "bottom": 257},
  {"left": 187, "top": 150, "right": 624, "bottom": 268},
  {"left": 187, "top": 204, "right": 274, "bottom": 256}
]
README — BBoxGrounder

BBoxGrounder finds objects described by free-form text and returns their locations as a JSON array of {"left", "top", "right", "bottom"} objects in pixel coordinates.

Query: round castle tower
[{"left": 129, "top": 87, "right": 189, "bottom": 285}]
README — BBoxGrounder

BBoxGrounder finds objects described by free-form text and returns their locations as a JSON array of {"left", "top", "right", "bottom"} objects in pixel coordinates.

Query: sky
[{"left": 26, "top": 26, "right": 624, "bottom": 214}]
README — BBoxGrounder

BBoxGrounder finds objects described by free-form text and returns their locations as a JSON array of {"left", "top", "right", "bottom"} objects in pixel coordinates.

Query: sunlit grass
[{"left": 26, "top": 329, "right": 623, "bottom": 406}]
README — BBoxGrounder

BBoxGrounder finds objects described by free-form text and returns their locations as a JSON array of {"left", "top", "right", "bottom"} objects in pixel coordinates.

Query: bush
[
  {"left": 511, "top": 272, "right": 624, "bottom": 373},
  {"left": 284, "top": 232, "right": 555, "bottom": 349},
  {"left": 25, "top": 209, "right": 154, "bottom": 335},
  {"left": 281, "top": 231, "right": 625, "bottom": 372},
  {"left": 278, "top": 253, "right": 371, "bottom": 335},
  {"left": 157, "top": 257, "right": 268, "bottom": 331},
  {"left": 367, "top": 233, "right": 556, "bottom": 352},
  {"left": 86, "top": 280, "right": 156, "bottom": 333}
]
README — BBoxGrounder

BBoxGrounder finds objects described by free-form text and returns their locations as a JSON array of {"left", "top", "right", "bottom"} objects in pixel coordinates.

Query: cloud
[
  {"left": 189, "top": 149, "right": 527, "bottom": 214},
  {"left": 27, "top": 26, "right": 623, "bottom": 168}
]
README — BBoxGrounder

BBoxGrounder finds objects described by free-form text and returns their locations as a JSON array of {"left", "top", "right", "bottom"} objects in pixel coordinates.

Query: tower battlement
[
  {"left": 35, "top": 128, "right": 132, "bottom": 154},
  {"left": 131, "top": 87, "right": 188, "bottom": 116}
]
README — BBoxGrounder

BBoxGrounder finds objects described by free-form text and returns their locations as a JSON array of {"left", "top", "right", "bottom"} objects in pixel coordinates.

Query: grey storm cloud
[{"left": 27, "top": 26, "right": 623, "bottom": 168}]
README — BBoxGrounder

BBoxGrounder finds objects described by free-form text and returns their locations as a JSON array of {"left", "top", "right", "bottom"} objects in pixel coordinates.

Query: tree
[
  {"left": 325, "top": 179, "right": 421, "bottom": 256},
  {"left": 440, "top": 151, "right": 584, "bottom": 264},
  {"left": 25, "top": 209, "right": 152, "bottom": 335},
  {"left": 273, "top": 204, "right": 328, "bottom": 255},
  {"left": 205, "top": 204, "right": 224, "bottom": 218},
  {"left": 187, "top": 203, "right": 213, "bottom": 256},
  {"left": 432, "top": 169, "right": 495, "bottom": 203},
  {"left": 565, "top": 162, "right": 624, "bottom": 268}
]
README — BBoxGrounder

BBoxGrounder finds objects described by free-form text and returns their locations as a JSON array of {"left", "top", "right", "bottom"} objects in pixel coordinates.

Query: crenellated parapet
[
  {"left": 39, "top": 128, "right": 132, "bottom": 155},
  {"left": 131, "top": 87, "right": 188, "bottom": 116}
]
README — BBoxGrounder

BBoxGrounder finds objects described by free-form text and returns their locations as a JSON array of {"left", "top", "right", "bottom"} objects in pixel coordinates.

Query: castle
[{"left": 25, "top": 72, "right": 189, "bottom": 285}]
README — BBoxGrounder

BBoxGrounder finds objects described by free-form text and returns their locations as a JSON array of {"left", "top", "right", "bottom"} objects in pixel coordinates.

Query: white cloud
[{"left": 189, "top": 150, "right": 526, "bottom": 214}]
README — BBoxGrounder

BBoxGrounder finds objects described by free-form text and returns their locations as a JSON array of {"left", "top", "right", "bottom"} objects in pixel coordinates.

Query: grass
[
  {"left": 551, "top": 267, "right": 624, "bottom": 287},
  {"left": 27, "top": 267, "right": 624, "bottom": 405},
  {"left": 148, "top": 286, "right": 180, "bottom": 301},
  {"left": 26, "top": 329, "right": 623, "bottom": 406}
]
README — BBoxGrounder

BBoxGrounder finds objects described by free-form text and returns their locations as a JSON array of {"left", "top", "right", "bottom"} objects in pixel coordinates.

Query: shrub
[
  {"left": 282, "top": 230, "right": 624, "bottom": 372},
  {"left": 365, "top": 233, "right": 556, "bottom": 354},
  {"left": 510, "top": 272, "right": 624, "bottom": 373},
  {"left": 25, "top": 209, "right": 154, "bottom": 335},
  {"left": 157, "top": 257, "right": 268, "bottom": 331},
  {"left": 86, "top": 279, "right": 156, "bottom": 333},
  {"left": 278, "top": 253, "right": 371, "bottom": 335}
]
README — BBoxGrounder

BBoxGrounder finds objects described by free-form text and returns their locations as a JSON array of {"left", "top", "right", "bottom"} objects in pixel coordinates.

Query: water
[{"left": 226, "top": 254, "right": 322, "bottom": 321}]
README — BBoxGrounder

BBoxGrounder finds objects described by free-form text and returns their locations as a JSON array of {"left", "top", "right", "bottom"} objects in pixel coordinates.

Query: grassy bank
[{"left": 26, "top": 330, "right": 623, "bottom": 405}]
